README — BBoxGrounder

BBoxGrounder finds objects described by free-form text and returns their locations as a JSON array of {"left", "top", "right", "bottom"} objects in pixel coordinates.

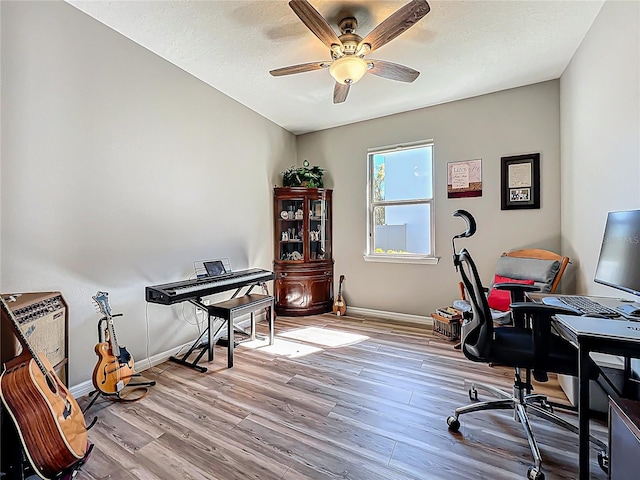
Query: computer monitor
[{"left": 594, "top": 209, "right": 640, "bottom": 298}]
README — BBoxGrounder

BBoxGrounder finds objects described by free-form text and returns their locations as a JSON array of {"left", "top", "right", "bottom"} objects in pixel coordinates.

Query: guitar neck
[
  {"left": 1, "top": 296, "right": 47, "bottom": 375},
  {"left": 106, "top": 317, "right": 121, "bottom": 357},
  {"left": 93, "top": 292, "right": 122, "bottom": 357}
]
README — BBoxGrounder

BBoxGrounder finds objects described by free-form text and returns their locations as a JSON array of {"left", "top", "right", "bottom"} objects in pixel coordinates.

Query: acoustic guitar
[
  {"left": 92, "top": 291, "right": 134, "bottom": 395},
  {"left": 333, "top": 275, "right": 347, "bottom": 316},
  {"left": 0, "top": 295, "right": 89, "bottom": 479}
]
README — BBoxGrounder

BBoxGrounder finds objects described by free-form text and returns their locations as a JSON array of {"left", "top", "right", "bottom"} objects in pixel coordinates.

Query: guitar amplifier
[{"left": 1, "top": 292, "right": 68, "bottom": 383}]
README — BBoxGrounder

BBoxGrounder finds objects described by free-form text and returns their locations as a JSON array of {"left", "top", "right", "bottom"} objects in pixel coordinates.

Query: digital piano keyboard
[{"left": 145, "top": 268, "right": 274, "bottom": 305}]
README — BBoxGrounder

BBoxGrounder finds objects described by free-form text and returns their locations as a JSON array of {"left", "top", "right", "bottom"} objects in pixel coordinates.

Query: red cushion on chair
[{"left": 487, "top": 275, "right": 535, "bottom": 311}]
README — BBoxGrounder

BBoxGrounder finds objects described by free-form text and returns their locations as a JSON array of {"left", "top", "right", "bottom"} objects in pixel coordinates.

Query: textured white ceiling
[{"left": 67, "top": 0, "right": 604, "bottom": 135}]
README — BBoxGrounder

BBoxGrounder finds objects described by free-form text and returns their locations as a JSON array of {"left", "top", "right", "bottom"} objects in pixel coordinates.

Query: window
[{"left": 365, "top": 140, "right": 436, "bottom": 264}]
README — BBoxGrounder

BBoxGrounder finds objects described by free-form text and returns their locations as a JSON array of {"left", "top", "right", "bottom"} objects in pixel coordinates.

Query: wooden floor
[{"left": 79, "top": 314, "right": 608, "bottom": 480}]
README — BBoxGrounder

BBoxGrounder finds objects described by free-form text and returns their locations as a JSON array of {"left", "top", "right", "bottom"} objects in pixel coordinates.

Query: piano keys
[{"left": 145, "top": 268, "right": 274, "bottom": 305}]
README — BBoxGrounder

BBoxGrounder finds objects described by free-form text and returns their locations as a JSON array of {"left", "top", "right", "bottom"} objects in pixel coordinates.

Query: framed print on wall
[
  {"left": 447, "top": 159, "right": 482, "bottom": 198},
  {"left": 500, "top": 153, "right": 540, "bottom": 210}
]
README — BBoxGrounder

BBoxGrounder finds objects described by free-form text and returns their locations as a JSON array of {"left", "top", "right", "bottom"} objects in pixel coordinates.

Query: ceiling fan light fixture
[{"left": 329, "top": 56, "right": 368, "bottom": 85}]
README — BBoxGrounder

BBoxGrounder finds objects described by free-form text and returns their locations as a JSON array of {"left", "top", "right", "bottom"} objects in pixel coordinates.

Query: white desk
[
  {"left": 541, "top": 294, "right": 640, "bottom": 320},
  {"left": 553, "top": 314, "right": 640, "bottom": 480}
]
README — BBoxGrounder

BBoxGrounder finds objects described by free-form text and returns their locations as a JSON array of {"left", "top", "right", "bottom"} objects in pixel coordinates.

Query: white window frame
[{"left": 364, "top": 140, "right": 438, "bottom": 265}]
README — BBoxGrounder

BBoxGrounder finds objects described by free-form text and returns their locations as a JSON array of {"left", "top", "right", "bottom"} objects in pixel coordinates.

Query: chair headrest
[{"left": 452, "top": 210, "right": 477, "bottom": 238}]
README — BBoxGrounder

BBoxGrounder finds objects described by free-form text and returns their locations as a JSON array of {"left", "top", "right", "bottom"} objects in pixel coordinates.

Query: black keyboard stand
[
  {"left": 168, "top": 285, "right": 258, "bottom": 372},
  {"left": 168, "top": 327, "right": 210, "bottom": 373},
  {"left": 168, "top": 297, "right": 224, "bottom": 373}
]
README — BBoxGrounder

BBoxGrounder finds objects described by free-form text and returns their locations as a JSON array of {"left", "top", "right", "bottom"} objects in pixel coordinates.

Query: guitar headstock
[{"left": 92, "top": 291, "right": 112, "bottom": 318}]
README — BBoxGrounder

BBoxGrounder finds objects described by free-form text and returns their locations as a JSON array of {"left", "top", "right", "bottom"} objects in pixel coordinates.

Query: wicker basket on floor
[{"left": 431, "top": 309, "right": 462, "bottom": 342}]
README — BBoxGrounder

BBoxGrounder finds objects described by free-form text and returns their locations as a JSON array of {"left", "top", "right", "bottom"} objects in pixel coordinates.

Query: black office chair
[{"left": 446, "top": 210, "right": 607, "bottom": 480}]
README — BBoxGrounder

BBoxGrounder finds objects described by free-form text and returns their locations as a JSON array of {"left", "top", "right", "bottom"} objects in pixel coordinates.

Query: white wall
[
  {"left": 297, "top": 81, "right": 562, "bottom": 317},
  {"left": 0, "top": 1, "right": 296, "bottom": 386},
  {"left": 5, "top": 0, "right": 636, "bottom": 390},
  {"left": 560, "top": 0, "right": 640, "bottom": 298}
]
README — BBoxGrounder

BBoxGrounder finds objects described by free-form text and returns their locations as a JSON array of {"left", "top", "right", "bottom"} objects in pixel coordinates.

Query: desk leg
[
  {"left": 578, "top": 343, "right": 590, "bottom": 480},
  {"left": 227, "top": 315, "right": 234, "bottom": 368}
]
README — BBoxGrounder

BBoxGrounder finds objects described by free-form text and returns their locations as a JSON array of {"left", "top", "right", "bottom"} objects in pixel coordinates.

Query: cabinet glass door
[
  {"left": 309, "top": 198, "right": 331, "bottom": 261},
  {"left": 277, "top": 197, "right": 304, "bottom": 261}
]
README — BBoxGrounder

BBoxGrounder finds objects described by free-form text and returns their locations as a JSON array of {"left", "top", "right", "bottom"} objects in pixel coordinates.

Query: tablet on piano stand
[
  {"left": 194, "top": 257, "right": 233, "bottom": 279},
  {"left": 204, "top": 260, "right": 226, "bottom": 277}
]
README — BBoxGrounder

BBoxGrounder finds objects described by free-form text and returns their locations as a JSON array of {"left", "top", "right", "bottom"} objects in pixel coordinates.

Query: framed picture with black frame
[{"left": 500, "top": 153, "right": 540, "bottom": 210}]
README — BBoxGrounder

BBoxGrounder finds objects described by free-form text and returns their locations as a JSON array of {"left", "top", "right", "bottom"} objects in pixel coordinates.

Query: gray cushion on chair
[
  {"left": 453, "top": 255, "right": 562, "bottom": 327},
  {"left": 494, "top": 256, "right": 561, "bottom": 293}
]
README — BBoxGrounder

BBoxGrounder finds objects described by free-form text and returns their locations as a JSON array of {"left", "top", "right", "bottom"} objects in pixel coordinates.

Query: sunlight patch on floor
[
  {"left": 241, "top": 337, "right": 323, "bottom": 358},
  {"left": 278, "top": 326, "right": 369, "bottom": 347}
]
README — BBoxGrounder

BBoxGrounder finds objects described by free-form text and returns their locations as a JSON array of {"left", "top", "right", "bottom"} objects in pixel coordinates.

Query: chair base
[{"left": 447, "top": 376, "right": 607, "bottom": 479}]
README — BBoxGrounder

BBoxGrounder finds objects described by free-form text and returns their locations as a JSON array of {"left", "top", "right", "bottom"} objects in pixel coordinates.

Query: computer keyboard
[{"left": 559, "top": 296, "right": 620, "bottom": 317}]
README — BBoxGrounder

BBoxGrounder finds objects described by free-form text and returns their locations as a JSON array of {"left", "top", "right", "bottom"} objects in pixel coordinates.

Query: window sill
[{"left": 363, "top": 255, "right": 440, "bottom": 265}]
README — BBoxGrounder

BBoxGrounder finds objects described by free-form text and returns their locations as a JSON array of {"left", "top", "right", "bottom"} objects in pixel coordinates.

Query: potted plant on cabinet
[{"left": 281, "top": 160, "right": 324, "bottom": 188}]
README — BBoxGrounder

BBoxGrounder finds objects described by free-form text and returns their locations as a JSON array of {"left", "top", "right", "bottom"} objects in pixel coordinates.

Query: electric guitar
[
  {"left": 0, "top": 295, "right": 89, "bottom": 479},
  {"left": 333, "top": 275, "right": 347, "bottom": 316},
  {"left": 91, "top": 291, "right": 134, "bottom": 395}
]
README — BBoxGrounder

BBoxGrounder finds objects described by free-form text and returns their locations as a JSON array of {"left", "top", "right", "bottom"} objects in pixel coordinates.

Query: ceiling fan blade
[
  {"left": 333, "top": 82, "right": 350, "bottom": 104},
  {"left": 289, "top": 0, "right": 343, "bottom": 50},
  {"left": 367, "top": 60, "right": 420, "bottom": 83},
  {"left": 270, "top": 62, "right": 329, "bottom": 77},
  {"left": 359, "top": 0, "right": 430, "bottom": 53}
]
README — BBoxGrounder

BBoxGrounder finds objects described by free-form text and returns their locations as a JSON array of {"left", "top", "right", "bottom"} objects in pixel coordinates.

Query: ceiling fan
[{"left": 270, "top": 0, "right": 431, "bottom": 104}]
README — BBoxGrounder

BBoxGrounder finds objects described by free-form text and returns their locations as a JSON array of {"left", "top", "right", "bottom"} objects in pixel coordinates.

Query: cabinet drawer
[{"left": 274, "top": 266, "right": 333, "bottom": 316}]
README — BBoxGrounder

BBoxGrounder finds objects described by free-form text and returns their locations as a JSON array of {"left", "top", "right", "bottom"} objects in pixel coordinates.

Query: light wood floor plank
[{"left": 79, "top": 313, "right": 607, "bottom": 479}]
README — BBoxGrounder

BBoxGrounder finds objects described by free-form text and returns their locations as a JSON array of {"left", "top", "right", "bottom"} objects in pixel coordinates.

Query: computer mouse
[{"left": 582, "top": 313, "right": 609, "bottom": 319}]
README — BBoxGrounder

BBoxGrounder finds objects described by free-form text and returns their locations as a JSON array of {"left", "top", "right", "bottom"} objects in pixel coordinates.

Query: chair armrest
[
  {"left": 509, "top": 301, "right": 578, "bottom": 328},
  {"left": 494, "top": 283, "right": 538, "bottom": 303},
  {"left": 494, "top": 283, "right": 538, "bottom": 292},
  {"left": 509, "top": 302, "right": 578, "bottom": 382},
  {"left": 509, "top": 302, "right": 578, "bottom": 317}
]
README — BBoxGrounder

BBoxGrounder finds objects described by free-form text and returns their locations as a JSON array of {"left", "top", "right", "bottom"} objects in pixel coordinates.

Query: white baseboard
[
  {"left": 345, "top": 306, "right": 433, "bottom": 326},
  {"left": 70, "top": 310, "right": 426, "bottom": 397},
  {"left": 69, "top": 341, "right": 193, "bottom": 398},
  {"left": 69, "top": 311, "right": 267, "bottom": 398}
]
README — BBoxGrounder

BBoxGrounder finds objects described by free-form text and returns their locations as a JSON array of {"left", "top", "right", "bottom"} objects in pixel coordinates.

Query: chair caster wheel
[
  {"left": 447, "top": 416, "right": 460, "bottom": 432},
  {"left": 469, "top": 387, "right": 478, "bottom": 401},
  {"left": 526, "top": 466, "right": 544, "bottom": 480},
  {"left": 597, "top": 450, "right": 608, "bottom": 473}
]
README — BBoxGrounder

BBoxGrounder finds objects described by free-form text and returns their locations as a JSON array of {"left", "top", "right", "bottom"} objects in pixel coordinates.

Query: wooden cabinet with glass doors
[{"left": 273, "top": 187, "right": 334, "bottom": 316}]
